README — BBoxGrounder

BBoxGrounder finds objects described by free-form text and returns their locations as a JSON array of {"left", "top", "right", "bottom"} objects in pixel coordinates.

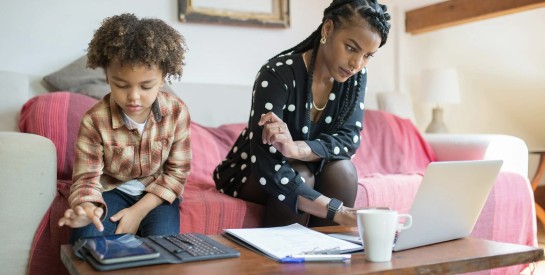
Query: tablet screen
[{"left": 83, "top": 234, "right": 160, "bottom": 264}]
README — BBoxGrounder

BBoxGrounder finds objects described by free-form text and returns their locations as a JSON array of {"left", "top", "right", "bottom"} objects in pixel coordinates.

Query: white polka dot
[
  {"left": 242, "top": 129, "right": 247, "bottom": 136},
  {"left": 359, "top": 102, "right": 364, "bottom": 110},
  {"left": 265, "top": 102, "right": 273, "bottom": 110},
  {"left": 333, "top": 133, "right": 339, "bottom": 136},
  {"left": 241, "top": 164, "right": 247, "bottom": 170},
  {"left": 293, "top": 80, "right": 296, "bottom": 88},
  {"left": 233, "top": 191, "right": 238, "bottom": 197},
  {"left": 253, "top": 90, "right": 256, "bottom": 96},
  {"left": 301, "top": 177, "right": 305, "bottom": 183},
  {"left": 233, "top": 146, "right": 238, "bottom": 153},
  {"left": 216, "top": 173, "right": 219, "bottom": 179},
  {"left": 275, "top": 164, "right": 281, "bottom": 171},
  {"left": 288, "top": 104, "right": 296, "bottom": 112},
  {"left": 259, "top": 177, "right": 267, "bottom": 185},
  {"left": 230, "top": 178, "right": 234, "bottom": 182},
  {"left": 278, "top": 194, "right": 286, "bottom": 201},
  {"left": 284, "top": 84, "right": 288, "bottom": 90},
  {"left": 356, "top": 121, "right": 362, "bottom": 128},
  {"left": 325, "top": 116, "right": 332, "bottom": 124},
  {"left": 280, "top": 177, "right": 289, "bottom": 185},
  {"left": 334, "top": 147, "right": 340, "bottom": 155},
  {"left": 283, "top": 105, "right": 286, "bottom": 110},
  {"left": 242, "top": 177, "right": 247, "bottom": 183},
  {"left": 286, "top": 59, "right": 293, "bottom": 65},
  {"left": 251, "top": 110, "right": 254, "bottom": 116},
  {"left": 329, "top": 93, "right": 336, "bottom": 100},
  {"left": 251, "top": 155, "right": 256, "bottom": 163},
  {"left": 362, "top": 67, "right": 367, "bottom": 75},
  {"left": 272, "top": 68, "right": 276, "bottom": 72},
  {"left": 306, "top": 103, "right": 311, "bottom": 109},
  {"left": 241, "top": 152, "right": 248, "bottom": 159},
  {"left": 344, "top": 147, "right": 349, "bottom": 152},
  {"left": 276, "top": 62, "right": 283, "bottom": 66},
  {"left": 249, "top": 132, "right": 254, "bottom": 139},
  {"left": 353, "top": 135, "right": 359, "bottom": 143},
  {"left": 354, "top": 80, "right": 358, "bottom": 86},
  {"left": 261, "top": 81, "right": 268, "bottom": 88},
  {"left": 230, "top": 163, "right": 236, "bottom": 168},
  {"left": 269, "top": 146, "right": 277, "bottom": 153},
  {"left": 302, "top": 126, "right": 309, "bottom": 134},
  {"left": 219, "top": 189, "right": 224, "bottom": 193}
]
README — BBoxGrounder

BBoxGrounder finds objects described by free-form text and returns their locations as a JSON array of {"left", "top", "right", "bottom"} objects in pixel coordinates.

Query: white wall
[
  {"left": 0, "top": 0, "right": 396, "bottom": 94},
  {"left": 400, "top": 7, "right": 545, "bottom": 181}
]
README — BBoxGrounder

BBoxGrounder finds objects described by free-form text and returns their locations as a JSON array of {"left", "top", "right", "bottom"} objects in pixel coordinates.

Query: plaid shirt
[{"left": 69, "top": 92, "right": 191, "bottom": 212}]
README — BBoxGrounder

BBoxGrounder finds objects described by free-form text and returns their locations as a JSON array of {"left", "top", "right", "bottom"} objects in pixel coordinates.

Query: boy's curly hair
[{"left": 87, "top": 13, "right": 187, "bottom": 82}]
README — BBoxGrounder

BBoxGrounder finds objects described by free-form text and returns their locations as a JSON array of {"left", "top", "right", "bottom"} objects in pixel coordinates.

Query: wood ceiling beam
[{"left": 406, "top": 0, "right": 545, "bottom": 34}]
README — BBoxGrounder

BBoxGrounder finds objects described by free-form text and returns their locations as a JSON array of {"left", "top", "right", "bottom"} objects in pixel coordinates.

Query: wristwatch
[{"left": 326, "top": 198, "right": 343, "bottom": 221}]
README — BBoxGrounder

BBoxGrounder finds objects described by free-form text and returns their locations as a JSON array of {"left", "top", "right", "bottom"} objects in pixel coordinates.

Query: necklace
[{"left": 312, "top": 99, "right": 327, "bottom": 111}]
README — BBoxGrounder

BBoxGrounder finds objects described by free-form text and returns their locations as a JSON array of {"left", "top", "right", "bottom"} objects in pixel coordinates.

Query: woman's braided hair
[
  {"left": 87, "top": 13, "right": 187, "bottom": 83},
  {"left": 273, "top": 0, "right": 390, "bottom": 138}
]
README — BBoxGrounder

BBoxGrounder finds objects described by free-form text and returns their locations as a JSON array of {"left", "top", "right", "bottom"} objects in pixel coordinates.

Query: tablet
[{"left": 83, "top": 234, "right": 160, "bottom": 264}]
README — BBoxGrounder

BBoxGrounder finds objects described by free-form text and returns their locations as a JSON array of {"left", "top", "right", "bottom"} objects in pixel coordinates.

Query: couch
[{"left": 0, "top": 69, "right": 537, "bottom": 275}]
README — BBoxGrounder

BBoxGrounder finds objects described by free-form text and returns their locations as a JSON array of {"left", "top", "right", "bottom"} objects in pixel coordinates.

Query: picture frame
[{"left": 179, "top": 0, "right": 290, "bottom": 28}]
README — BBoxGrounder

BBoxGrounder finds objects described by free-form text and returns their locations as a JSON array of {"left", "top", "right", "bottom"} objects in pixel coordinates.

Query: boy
[{"left": 58, "top": 13, "right": 191, "bottom": 243}]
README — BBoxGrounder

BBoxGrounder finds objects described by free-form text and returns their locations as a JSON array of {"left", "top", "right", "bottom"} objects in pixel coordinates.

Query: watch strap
[{"left": 326, "top": 198, "right": 343, "bottom": 221}]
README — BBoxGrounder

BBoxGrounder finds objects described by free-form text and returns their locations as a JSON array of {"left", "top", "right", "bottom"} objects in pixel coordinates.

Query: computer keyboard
[
  {"left": 164, "top": 234, "right": 228, "bottom": 256},
  {"left": 149, "top": 233, "right": 240, "bottom": 262}
]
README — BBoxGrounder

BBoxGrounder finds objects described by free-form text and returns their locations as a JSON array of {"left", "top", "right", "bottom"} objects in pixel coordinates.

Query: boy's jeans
[{"left": 70, "top": 188, "right": 180, "bottom": 244}]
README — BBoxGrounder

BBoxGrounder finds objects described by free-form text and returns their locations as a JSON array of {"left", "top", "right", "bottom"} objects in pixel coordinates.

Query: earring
[
  {"left": 350, "top": 66, "right": 354, "bottom": 71},
  {"left": 320, "top": 36, "right": 327, "bottom": 44}
]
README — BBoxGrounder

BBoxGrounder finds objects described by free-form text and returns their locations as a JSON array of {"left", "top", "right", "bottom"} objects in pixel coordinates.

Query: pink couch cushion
[
  {"left": 19, "top": 92, "right": 98, "bottom": 180},
  {"left": 353, "top": 110, "right": 436, "bottom": 176}
]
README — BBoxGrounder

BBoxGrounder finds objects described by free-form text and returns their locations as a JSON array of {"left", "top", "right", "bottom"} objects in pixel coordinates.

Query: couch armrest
[
  {"left": 424, "top": 134, "right": 528, "bottom": 177},
  {"left": 0, "top": 132, "right": 57, "bottom": 274}
]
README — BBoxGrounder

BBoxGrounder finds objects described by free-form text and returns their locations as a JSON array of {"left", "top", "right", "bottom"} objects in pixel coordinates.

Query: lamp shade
[{"left": 419, "top": 68, "right": 460, "bottom": 104}]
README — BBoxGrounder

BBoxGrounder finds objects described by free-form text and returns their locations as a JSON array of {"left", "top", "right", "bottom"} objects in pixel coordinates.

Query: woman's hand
[
  {"left": 258, "top": 112, "right": 299, "bottom": 158},
  {"left": 58, "top": 202, "right": 104, "bottom": 231},
  {"left": 334, "top": 206, "right": 358, "bottom": 227}
]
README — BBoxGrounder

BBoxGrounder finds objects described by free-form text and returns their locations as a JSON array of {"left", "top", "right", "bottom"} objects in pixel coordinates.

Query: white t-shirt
[{"left": 116, "top": 113, "right": 147, "bottom": 196}]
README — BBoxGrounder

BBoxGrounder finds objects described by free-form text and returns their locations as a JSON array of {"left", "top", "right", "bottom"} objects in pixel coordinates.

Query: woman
[{"left": 214, "top": 0, "right": 391, "bottom": 227}]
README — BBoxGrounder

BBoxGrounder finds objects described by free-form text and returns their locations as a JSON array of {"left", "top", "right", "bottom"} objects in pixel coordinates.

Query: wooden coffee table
[{"left": 61, "top": 226, "right": 543, "bottom": 275}]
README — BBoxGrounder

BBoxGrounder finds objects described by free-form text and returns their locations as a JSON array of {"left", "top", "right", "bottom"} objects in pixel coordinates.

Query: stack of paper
[{"left": 223, "top": 223, "right": 362, "bottom": 262}]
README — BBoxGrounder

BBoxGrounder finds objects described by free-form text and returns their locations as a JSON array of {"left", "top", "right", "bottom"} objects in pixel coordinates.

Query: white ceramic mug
[{"left": 357, "top": 209, "right": 412, "bottom": 262}]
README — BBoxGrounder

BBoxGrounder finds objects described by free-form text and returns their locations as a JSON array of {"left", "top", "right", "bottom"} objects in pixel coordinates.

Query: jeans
[{"left": 69, "top": 188, "right": 180, "bottom": 244}]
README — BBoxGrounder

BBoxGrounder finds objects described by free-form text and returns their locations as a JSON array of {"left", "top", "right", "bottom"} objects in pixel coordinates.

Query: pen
[{"left": 279, "top": 254, "right": 351, "bottom": 263}]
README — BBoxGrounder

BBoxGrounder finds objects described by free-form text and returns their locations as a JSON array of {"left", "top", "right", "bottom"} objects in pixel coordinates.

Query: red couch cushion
[
  {"left": 19, "top": 92, "right": 98, "bottom": 180},
  {"left": 353, "top": 110, "right": 436, "bottom": 176}
]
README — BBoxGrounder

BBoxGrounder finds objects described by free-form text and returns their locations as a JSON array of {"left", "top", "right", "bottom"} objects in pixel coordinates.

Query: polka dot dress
[{"left": 214, "top": 53, "right": 367, "bottom": 213}]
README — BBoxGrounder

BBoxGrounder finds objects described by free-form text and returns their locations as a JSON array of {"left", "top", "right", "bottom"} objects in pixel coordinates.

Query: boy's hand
[
  {"left": 110, "top": 207, "right": 145, "bottom": 235},
  {"left": 58, "top": 202, "right": 104, "bottom": 232}
]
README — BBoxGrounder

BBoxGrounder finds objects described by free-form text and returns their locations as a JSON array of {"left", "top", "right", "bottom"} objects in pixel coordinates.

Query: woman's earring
[{"left": 320, "top": 36, "right": 327, "bottom": 44}]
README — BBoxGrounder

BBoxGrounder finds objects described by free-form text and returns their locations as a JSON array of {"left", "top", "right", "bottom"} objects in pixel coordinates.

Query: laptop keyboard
[{"left": 164, "top": 234, "right": 228, "bottom": 256}]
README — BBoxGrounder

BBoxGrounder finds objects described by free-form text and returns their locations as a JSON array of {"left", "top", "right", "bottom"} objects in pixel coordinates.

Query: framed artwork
[{"left": 179, "top": 0, "right": 290, "bottom": 28}]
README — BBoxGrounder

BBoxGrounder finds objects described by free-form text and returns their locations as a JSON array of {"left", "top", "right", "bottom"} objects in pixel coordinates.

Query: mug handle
[{"left": 397, "top": 214, "right": 413, "bottom": 230}]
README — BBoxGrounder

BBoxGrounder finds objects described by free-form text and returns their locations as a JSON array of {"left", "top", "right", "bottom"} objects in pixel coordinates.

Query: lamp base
[{"left": 425, "top": 107, "right": 449, "bottom": 133}]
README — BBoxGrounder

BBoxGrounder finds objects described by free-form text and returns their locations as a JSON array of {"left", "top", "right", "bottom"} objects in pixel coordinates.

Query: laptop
[
  {"left": 329, "top": 160, "right": 503, "bottom": 251},
  {"left": 393, "top": 159, "right": 503, "bottom": 251}
]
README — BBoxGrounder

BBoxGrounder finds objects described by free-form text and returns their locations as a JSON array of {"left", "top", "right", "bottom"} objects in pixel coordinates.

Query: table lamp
[{"left": 419, "top": 68, "right": 460, "bottom": 133}]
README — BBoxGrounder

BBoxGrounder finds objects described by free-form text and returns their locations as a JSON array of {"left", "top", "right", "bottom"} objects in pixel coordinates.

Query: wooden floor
[{"left": 520, "top": 221, "right": 545, "bottom": 274}]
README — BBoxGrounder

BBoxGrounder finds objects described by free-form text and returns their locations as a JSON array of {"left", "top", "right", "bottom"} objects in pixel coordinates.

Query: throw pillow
[
  {"left": 19, "top": 92, "right": 98, "bottom": 180},
  {"left": 43, "top": 55, "right": 175, "bottom": 100}
]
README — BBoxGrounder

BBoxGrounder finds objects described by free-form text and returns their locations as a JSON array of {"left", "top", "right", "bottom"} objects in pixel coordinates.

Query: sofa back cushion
[
  {"left": 353, "top": 109, "right": 436, "bottom": 176},
  {"left": 187, "top": 122, "right": 246, "bottom": 188},
  {"left": 19, "top": 92, "right": 98, "bottom": 180}
]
